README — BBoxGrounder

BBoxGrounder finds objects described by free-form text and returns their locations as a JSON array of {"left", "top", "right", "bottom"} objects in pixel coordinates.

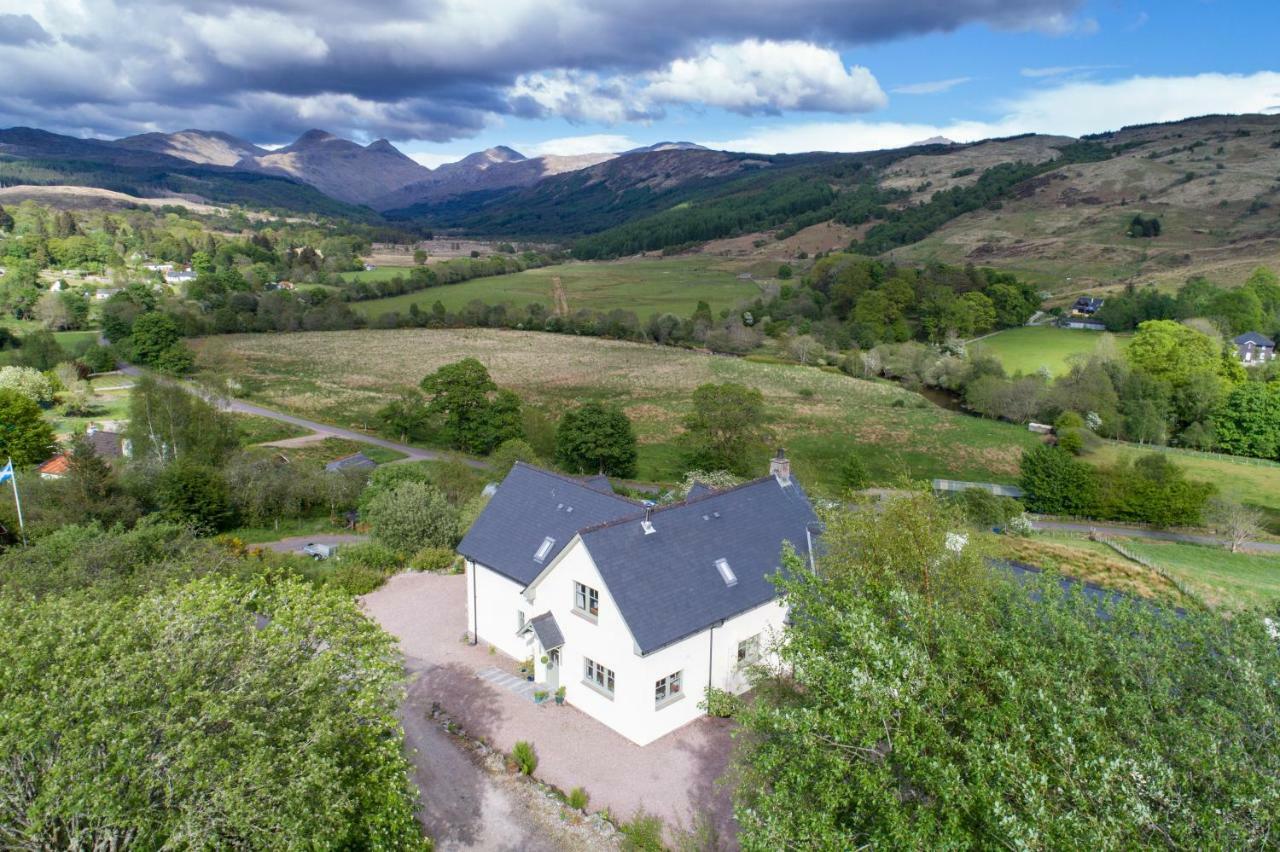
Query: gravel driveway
[{"left": 362, "top": 572, "right": 738, "bottom": 847}]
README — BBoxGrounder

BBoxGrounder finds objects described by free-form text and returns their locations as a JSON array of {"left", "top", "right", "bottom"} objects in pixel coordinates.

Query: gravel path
[
  {"left": 362, "top": 573, "right": 737, "bottom": 848},
  {"left": 262, "top": 533, "right": 368, "bottom": 554}
]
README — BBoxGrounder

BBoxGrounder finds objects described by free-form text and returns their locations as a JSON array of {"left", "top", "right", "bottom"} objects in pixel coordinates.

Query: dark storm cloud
[{"left": 1, "top": 0, "right": 1085, "bottom": 142}]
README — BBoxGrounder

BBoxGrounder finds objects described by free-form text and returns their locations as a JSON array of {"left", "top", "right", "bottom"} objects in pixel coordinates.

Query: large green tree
[
  {"left": 129, "top": 311, "right": 182, "bottom": 366},
  {"left": 555, "top": 402, "right": 638, "bottom": 477},
  {"left": 731, "top": 496, "right": 1280, "bottom": 850},
  {"left": 681, "top": 382, "right": 769, "bottom": 476},
  {"left": 1125, "top": 320, "right": 1222, "bottom": 387},
  {"left": 0, "top": 573, "right": 426, "bottom": 848},
  {"left": 365, "top": 480, "right": 460, "bottom": 555},
  {"left": 126, "top": 375, "right": 239, "bottom": 465},
  {"left": 419, "top": 358, "right": 522, "bottom": 453},
  {"left": 0, "top": 388, "right": 55, "bottom": 467},
  {"left": 1214, "top": 381, "right": 1280, "bottom": 459},
  {"left": 1018, "top": 444, "right": 1097, "bottom": 516}
]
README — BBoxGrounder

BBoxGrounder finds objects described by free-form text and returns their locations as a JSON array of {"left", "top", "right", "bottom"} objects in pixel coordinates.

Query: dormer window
[
  {"left": 715, "top": 558, "right": 737, "bottom": 587},
  {"left": 533, "top": 536, "right": 556, "bottom": 562}
]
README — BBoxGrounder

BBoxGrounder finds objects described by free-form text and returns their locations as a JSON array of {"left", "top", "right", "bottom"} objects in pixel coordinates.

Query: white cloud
[
  {"left": 645, "top": 40, "right": 886, "bottom": 114},
  {"left": 508, "top": 69, "right": 655, "bottom": 124},
  {"left": 892, "top": 76, "right": 973, "bottom": 95},
  {"left": 701, "top": 71, "right": 1280, "bottom": 154},
  {"left": 187, "top": 9, "right": 329, "bottom": 70},
  {"left": 1020, "top": 63, "right": 1122, "bottom": 78},
  {"left": 527, "top": 134, "right": 639, "bottom": 156}
]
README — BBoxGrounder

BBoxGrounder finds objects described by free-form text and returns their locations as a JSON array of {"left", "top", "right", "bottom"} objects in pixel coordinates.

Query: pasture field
[
  {"left": 195, "top": 328, "right": 1041, "bottom": 493},
  {"left": 1113, "top": 538, "right": 1280, "bottom": 611},
  {"left": 994, "top": 533, "right": 1190, "bottom": 605},
  {"left": 345, "top": 257, "right": 763, "bottom": 320},
  {"left": 970, "top": 326, "right": 1131, "bottom": 377}
]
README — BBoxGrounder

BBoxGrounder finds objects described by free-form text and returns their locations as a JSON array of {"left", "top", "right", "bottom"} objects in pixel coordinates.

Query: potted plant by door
[
  {"left": 554, "top": 686, "right": 566, "bottom": 706},
  {"left": 521, "top": 657, "right": 534, "bottom": 681},
  {"left": 533, "top": 690, "right": 549, "bottom": 705}
]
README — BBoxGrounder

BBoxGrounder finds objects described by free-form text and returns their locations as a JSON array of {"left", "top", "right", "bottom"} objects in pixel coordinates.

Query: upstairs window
[{"left": 574, "top": 582, "right": 600, "bottom": 618}]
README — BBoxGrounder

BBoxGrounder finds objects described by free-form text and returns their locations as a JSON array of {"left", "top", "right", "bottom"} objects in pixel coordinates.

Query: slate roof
[
  {"left": 85, "top": 429, "right": 123, "bottom": 458},
  {"left": 1234, "top": 331, "right": 1275, "bottom": 347},
  {"left": 325, "top": 452, "right": 376, "bottom": 473},
  {"left": 457, "top": 463, "right": 638, "bottom": 585},
  {"left": 525, "top": 612, "right": 565, "bottom": 649},
  {"left": 577, "top": 474, "right": 819, "bottom": 654}
]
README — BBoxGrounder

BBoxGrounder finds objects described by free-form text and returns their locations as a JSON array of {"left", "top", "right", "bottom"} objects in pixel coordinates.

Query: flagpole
[{"left": 8, "top": 458, "right": 25, "bottom": 547}]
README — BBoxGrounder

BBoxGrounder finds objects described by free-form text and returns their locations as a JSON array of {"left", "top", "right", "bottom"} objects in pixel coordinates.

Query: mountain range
[
  {"left": 0, "top": 126, "right": 710, "bottom": 211},
  {"left": 3, "top": 116, "right": 1280, "bottom": 288}
]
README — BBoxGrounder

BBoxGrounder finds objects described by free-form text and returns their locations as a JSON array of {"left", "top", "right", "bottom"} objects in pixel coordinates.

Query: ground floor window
[
  {"left": 655, "top": 671, "right": 683, "bottom": 707},
  {"left": 584, "top": 657, "right": 615, "bottom": 695},
  {"left": 737, "top": 634, "right": 760, "bottom": 664}
]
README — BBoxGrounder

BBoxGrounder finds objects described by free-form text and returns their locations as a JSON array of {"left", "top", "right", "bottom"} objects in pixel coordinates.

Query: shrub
[
  {"left": 955, "top": 489, "right": 1023, "bottom": 528},
  {"left": 701, "top": 687, "right": 741, "bottom": 718},
  {"left": 340, "top": 541, "right": 404, "bottom": 573},
  {"left": 568, "top": 786, "right": 590, "bottom": 811},
  {"left": 364, "top": 481, "right": 460, "bottom": 555},
  {"left": 488, "top": 437, "right": 539, "bottom": 478},
  {"left": 78, "top": 342, "right": 118, "bottom": 374},
  {"left": 620, "top": 809, "right": 667, "bottom": 851},
  {"left": 1056, "top": 429, "right": 1085, "bottom": 455},
  {"left": 325, "top": 561, "right": 388, "bottom": 596},
  {"left": 409, "top": 546, "right": 456, "bottom": 572},
  {"left": 511, "top": 740, "right": 537, "bottom": 775},
  {"left": 839, "top": 452, "right": 870, "bottom": 490}
]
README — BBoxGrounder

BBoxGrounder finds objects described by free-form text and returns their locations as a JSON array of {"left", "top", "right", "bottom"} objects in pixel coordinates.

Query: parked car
[{"left": 302, "top": 542, "right": 339, "bottom": 560}]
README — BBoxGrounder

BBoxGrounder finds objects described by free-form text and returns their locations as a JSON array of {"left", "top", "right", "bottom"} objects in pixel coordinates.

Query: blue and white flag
[{"left": 0, "top": 460, "right": 12, "bottom": 484}]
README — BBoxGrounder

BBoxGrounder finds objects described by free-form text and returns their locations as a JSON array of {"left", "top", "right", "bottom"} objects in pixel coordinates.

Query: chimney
[{"left": 769, "top": 448, "right": 791, "bottom": 484}]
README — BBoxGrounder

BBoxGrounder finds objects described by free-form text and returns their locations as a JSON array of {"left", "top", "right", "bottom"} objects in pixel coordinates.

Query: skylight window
[
  {"left": 533, "top": 536, "right": 556, "bottom": 562},
  {"left": 641, "top": 520, "right": 656, "bottom": 535},
  {"left": 714, "top": 558, "right": 737, "bottom": 587}
]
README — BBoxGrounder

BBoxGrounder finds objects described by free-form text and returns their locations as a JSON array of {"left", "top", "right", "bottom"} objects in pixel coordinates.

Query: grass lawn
[
  {"left": 194, "top": 328, "right": 1041, "bottom": 495},
  {"left": 346, "top": 257, "right": 762, "bottom": 320},
  {"left": 220, "top": 515, "right": 348, "bottom": 545},
  {"left": 235, "top": 413, "right": 311, "bottom": 446},
  {"left": 993, "top": 532, "right": 1191, "bottom": 605},
  {"left": 246, "top": 436, "right": 406, "bottom": 467},
  {"left": 1112, "top": 538, "right": 1280, "bottom": 611},
  {"left": 970, "top": 326, "right": 1131, "bottom": 377},
  {"left": 46, "top": 374, "right": 134, "bottom": 437},
  {"left": 1087, "top": 441, "right": 1280, "bottom": 533}
]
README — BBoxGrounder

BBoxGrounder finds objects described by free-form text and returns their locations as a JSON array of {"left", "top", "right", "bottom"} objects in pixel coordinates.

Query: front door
[{"left": 546, "top": 649, "right": 559, "bottom": 691}]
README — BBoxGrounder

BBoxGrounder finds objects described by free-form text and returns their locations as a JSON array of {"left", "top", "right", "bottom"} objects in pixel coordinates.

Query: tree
[
  {"left": 0, "top": 574, "right": 426, "bottom": 849},
  {"left": 129, "top": 312, "right": 182, "bottom": 366},
  {"left": 152, "top": 343, "right": 196, "bottom": 375},
  {"left": 1018, "top": 444, "right": 1097, "bottom": 516},
  {"left": 13, "top": 329, "right": 67, "bottom": 370},
  {"left": 0, "top": 366, "right": 55, "bottom": 405},
  {"left": 777, "top": 264, "right": 793, "bottom": 280},
  {"left": 419, "top": 358, "right": 521, "bottom": 454},
  {"left": 364, "top": 480, "right": 460, "bottom": 554},
  {"left": 1125, "top": 320, "right": 1222, "bottom": 387},
  {"left": 0, "top": 389, "right": 55, "bottom": 466},
  {"left": 1214, "top": 382, "right": 1280, "bottom": 459},
  {"left": 838, "top": 451, "right": 870, "bottom": 490},
  {"left": 489, "top": 438, "right": 540, "bottom": 478},
  {"left": 126, "top": 375, "right": 239, "bottom": 465},
  {"left": 732, "top": 496, "right": 1280, "bottom": 850},
  {"left": 1095, "top": 453, "right": 1215, "bottom": 527},
  {"left": 681, "top": 383, "right": 770, "bottom": 476},
  {"left": 156, "top": 460, "right": 234, "bottom": 533},
  {"left": 1207, "top": 497, "right": 1265, "bottom": 553},
  {"left": 0, "top": 204, "right": 13, "bottom": 232},
  {"left": 555, "top": 402, "right": 638, "bottom": 477}
]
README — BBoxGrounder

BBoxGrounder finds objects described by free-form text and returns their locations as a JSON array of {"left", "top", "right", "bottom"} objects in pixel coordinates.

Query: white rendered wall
[
  {"left": 466, "top": 560, "right": 537, "bottom": 662},
  {"left": 527, "top": 537, "right": 789, "bottom": 746}
]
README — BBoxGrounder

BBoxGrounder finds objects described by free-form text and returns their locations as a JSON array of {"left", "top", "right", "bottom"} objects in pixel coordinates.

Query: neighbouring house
[
  {"left": 1060, "top": 317, "right": 1106, "bottom": 331},
  {"left": 931, "top": 478, "right": 1025, "bottom": 499},
  {"left": 36, "top": 454, "right": 70, "bottom": 479},
  {"left": 1071, "top": 296, "right": 1104, "bottom": 315},
  {"left": 164, "top": 268, "right": 196, "bottom": 284},
  {"left": 277, "top": 281, "right": 296, "bottom": 291},
  {"left": 1234, "top": 331, "right": 1276, "bottom": 366},
  {"left": 143, "top": 262, "right": 174, "bottom": 273},
  {"left": 93, "top": 288, "right": 122, "bottom": 301},
  {"left": 85, "top": 425, "right": 130, "bottom": 459},
  {"left": 459, "top": 454, "right": 820, "bottom": 746},
  {"left": 363, "top": 263, "right": 377, "bottom": 271},
  {"left": 325, "top": 452, "right": 377, "bottom": 473}
]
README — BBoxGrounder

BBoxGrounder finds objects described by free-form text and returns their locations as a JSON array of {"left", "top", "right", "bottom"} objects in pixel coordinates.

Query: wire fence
[
  {"left": 1092, "top": 534, "right": 1208, "bottom": 611},
  {"left": 1098, "top": 439, "right": 1280, "bottom": 469}
]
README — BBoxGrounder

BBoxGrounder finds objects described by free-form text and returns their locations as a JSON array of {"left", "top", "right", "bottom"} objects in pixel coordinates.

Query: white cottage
[{"left": 458, "top": 455, "right": 819, "bottom": 746}]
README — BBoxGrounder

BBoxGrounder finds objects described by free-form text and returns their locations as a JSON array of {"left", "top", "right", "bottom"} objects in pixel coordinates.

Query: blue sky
[{"left": 1, "top": 0, "right": 1276, "bottom": 166}]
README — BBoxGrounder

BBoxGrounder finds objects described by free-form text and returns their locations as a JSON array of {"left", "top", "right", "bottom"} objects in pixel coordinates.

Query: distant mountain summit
[
  {"left": 245, "top": 130, "right": 431, "bottom": 206},
  {"left": 626, "top": 141, "right": 709, "bottom": 154},
  {"left": 115, "top": 129, "right": 267, "bottom": 166}
]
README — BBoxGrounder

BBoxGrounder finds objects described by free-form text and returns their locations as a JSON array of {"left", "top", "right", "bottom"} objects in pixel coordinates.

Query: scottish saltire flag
[{"left": 0, "top": 460, "right": 12, "bottom": 484}]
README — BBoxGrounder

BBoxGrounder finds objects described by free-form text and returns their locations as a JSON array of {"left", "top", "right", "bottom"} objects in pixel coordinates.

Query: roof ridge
[
  {"left": 509, "top": 461, "right": 644, "bottom": 505},
  {"left": 575, "top": 474, "right": 792, "bottom": 536}
]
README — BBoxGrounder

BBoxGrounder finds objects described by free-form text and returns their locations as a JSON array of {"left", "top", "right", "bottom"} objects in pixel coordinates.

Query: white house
[{"left": 458, "top": 454, "right": 819, "bottom": 746}]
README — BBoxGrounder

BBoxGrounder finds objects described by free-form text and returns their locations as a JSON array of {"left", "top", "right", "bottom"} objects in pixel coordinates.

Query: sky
[{"left": 1, "top": 0, "right": 1278, "bottom": 168}]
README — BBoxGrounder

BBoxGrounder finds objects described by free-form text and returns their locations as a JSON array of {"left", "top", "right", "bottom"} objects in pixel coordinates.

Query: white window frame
[
  {"left": 654, "top": 670, "right": 683, "bottom": 708},
  {"left": 583, "top": 656, "right": 615, "bottom": 698},
  {"left": 574, "top": 581, "right": 600, "bottom": 620}
]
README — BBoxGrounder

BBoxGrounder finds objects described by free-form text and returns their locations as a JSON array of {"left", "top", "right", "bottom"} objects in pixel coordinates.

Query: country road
[{"left": 1030, "top": 519, "right": 1280, "bottom": 555}]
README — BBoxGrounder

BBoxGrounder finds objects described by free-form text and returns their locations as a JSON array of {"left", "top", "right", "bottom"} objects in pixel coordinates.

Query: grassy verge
[
  {"left": 235, "top": 413, "right": 312, "bottom": 446},
  {"left": 222, "top": 515, "right": 347, "bottom": 545},
  {"left": 247, "top": 436, "right": 406, "bottom": 466},
  {"left": 1110, "top": 538, "right": 1280, "bottom": 611},
  {"left": 992, "top": 533, "right": 1190, "bottom": 605}
]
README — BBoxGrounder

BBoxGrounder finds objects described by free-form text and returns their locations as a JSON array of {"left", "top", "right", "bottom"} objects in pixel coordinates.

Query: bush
[
  {"left": 364, "top": 481, "right": 460, "bottom": 555},
  {"left": 409, "top": 546, "right": 456, "bottom": 572},
  {"left": 339, "top": 541, "right": 403, "bottom": 572},
  {"left": 620, "top": 809, "right": 667, "bottom": 851},
  {"left": 1056, "top": 428, "right": 1085, "bottom": 455},
  {"left": 78, "top": 342, "right": 118, "bottom": 374},
  {"left": 511, "top": 740, "right": 537, "bottom": 775},
  {"left": 568, "top": 786, "right": 590, "bottom": 811},
  {"left": 955, "top": 489, "right": 1023, "bottom": 528},
  {"left": 156, "top": 460, "right": 234, "bottom": 534},
  {"left": 489, "top": 437, "right": 539, "bottom": 478},
  {"left": 325, "top": 561, "right": 388, "bottom": 596},
  {"left": 839, "top": 451, "right": 870, "bottom": 490},
  {"left": 701, "top": 687, "right": 741, "bottom": 718}
]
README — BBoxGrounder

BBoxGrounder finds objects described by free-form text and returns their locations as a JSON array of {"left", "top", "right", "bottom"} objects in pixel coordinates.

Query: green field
[
  {"left": 47, "top": 374, "right": 133, "bottom": 437},
  {"left": 1115, "top": 538, "right": 1280, "bottom": 610},
  {"left": 346, "top": 257, "right": 762, "bottom": 320},
  {"left": 971, "top": 326, "right": 1131, "bottom": 377},
  {"left": 196, "top": 328, "right": 1041, "bottom": 494}
]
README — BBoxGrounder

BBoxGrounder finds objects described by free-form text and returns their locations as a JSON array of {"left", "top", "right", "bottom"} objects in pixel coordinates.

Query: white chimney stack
[{"left": 769, "top": 448, "right": 791, "bottom": 484}]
